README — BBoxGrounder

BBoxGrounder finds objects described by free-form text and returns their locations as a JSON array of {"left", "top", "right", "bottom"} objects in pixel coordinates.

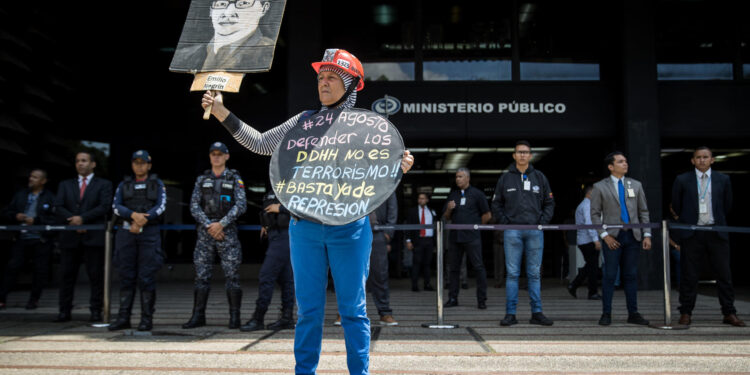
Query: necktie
[
  {"left": 80, "top": 177, "right": 87, "bottom": 200},
  {"left": 699, "top": 173, "right": 711, "bottom": 224},
  {"left": 420, "top": 206, "right": 426, "bottom": 237},
  {"left": 618, "top": 179, "right": 630, "bottom": 224}
]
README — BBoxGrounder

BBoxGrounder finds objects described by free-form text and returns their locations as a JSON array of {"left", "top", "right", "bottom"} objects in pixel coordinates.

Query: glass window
[
  {"left": 424, "top": 60, "right": 510, "bottom": 81},
  {"left": 364, "top": 62, "right": 415, "bottom": 81},
  {"left": 656, "top": 0, "right": 736, "bottom": 80},
  {"left": 520, "top": 62, "right": 599, "bottom": 81},
  {"left": 322, "top": 1, "right": 416, "bottom": 81},
  {"left": 657, "top": 63, "right": 733, "bottom": 80},
  {"left": 422, "top": 1, "right": 512, "bottom": 81},
  {"left": 518, "top": 0, "right": 602, "bottom": 81}
]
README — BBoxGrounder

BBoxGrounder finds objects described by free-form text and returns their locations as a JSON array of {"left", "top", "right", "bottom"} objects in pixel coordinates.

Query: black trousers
[
  {"left": 367, "top": 232, "right": 391, "bottom": 316},
  {"left": 256, "top": 230, "right": 294, "bottom": 312},
  {"left": 678, "top": 231, "right": 736, "bottom": 315},
  {"left": 58, "top": 243, "right": 104, "bottom": 313},
  {"left": 448, "top": 239, "right": 487, "bottom": 302},
  {"left": 0, "top": 238, "right": 52, "bottom": 302},
  {"left": 410, "top": 236, "right": 434, "bottom": 288},
  {"left": 570, "top": 242, "right": 599, "bottom": 297}
]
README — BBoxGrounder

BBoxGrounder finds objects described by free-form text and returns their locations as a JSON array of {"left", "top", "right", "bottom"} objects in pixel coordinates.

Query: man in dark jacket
[
  {"left": 53, "top": 151, "right": 113, "bottom": 323},
  {"left": 672, "top": 146, "right": 744, "bottom": 327},
  {"left": 443, "top": 168, "right": 491, "bottom": 309},
  {"left": 492, "top": 140, "right": 555, "bottom": 326},
  {"left": 0, "top": 169, "right": 56, "bottom": 310}
]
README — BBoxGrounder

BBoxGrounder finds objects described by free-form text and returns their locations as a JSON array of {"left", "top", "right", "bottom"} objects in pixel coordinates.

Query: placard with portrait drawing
[{"left": 170, "top": 0, "right": 286, "bottom": 73}]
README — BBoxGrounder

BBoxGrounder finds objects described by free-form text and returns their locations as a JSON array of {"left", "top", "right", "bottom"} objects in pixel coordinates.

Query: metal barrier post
[
  {"left": 95, "top": 220, "right": 114, "bottom": 327},
  {"left": 650, "top": 220, "right": 687, "bottom": 330},
  {"left": 422, "top": 220, "right": 457, "bottom": 329}
]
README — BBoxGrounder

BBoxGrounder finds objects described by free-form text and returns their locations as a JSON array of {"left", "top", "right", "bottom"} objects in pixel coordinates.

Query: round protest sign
[{"left": 269, "top": 108, "right": 405, "bottom": 225}]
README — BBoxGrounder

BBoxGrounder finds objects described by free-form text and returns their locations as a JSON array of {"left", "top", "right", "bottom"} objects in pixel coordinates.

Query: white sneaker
[{"left": 333, "top": 314, "right": 341, "bottom": 326}]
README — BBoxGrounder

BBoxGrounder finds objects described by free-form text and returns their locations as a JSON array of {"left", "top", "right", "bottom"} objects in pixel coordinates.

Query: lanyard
[{"left": 697, "top": 174, "right": 711, "bottom": 202}]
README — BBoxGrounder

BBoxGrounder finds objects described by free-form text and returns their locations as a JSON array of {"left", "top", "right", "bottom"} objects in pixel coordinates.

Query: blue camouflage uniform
[{"left": 189, "top": 168, "right": 247, "bottom": 290}]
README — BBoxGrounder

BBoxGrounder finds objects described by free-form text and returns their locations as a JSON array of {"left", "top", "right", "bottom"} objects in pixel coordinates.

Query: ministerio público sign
[{"left": 372, "top": 96, "right": 567, "bottom": 116}]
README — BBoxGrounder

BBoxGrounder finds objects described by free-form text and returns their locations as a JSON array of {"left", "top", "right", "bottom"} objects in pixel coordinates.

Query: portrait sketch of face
[
  {"left": 209, "top": 0, "right": 269, "bottom": 39},
  {"left": 170, "top": 0, "right": 286, "bottom": 73}
]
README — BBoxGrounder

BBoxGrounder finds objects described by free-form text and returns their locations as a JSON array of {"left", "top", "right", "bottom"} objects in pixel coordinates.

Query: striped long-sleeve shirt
[{"left": 221, "top": 112, "right": 306, "bottom": 155}]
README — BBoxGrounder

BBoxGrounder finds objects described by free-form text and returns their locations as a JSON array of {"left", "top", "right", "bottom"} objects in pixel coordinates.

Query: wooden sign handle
[
  {"left": 203, "top": 90, "right": 213, "bottom": 120},
  {"left": 191, "top": 73, "right": 244, "bottom": 120}
]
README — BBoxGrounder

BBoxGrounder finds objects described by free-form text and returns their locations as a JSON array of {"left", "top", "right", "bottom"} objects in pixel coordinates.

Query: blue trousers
[
  {"left": 114, "top": 225, "right": 164, "bottom": 292},
  {"left": 504, "top": 230, "right": 544, "bottom": 314},
  {"left": 601, "top": 231, "right": 640, "bottom": 314},
  {"left": 289, "top": 216, "right": 372, "bottom": 375}
]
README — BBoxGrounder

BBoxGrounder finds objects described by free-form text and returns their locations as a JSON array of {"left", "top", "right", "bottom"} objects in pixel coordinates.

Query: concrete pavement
[{"left": 1, "top": 279, "right": 749, "bottom": 374}]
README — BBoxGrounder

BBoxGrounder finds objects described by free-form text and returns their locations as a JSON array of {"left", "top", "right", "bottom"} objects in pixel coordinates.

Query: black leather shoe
[
  {"left": 530, "top": 312, "right": 553, "bottom": 326},
  {"left": 627, "top": 313, "right": 649, "bottom": 326},
  {"left": 566, "top": 284, "right": 577, "bottom": 298},
  {"left": 240, "top": 318, "right": 265, "bottom": 332},
  {"left": 588, "top": 293, "right": 602, "bottom": 300},
  {"left": 443, "top": 299, "right": 458, "bottom": 308},
  {"left": 478, "top": 301, "right": 487, "bottom": 310},
  {"left": 411, "top": 286, "right": 419, "bottom": 292},
  {"left": 53, "top": 311, "right": 72, "bottom": 323},
  {"left": 423, "top": 285, "right": 434, "bottom": 291},
  {"left": 461, "top": 283, "right": 469, "bottom": 290},
  {"left": 598, "top": 313, "right": 611, "bottom": 326},
  {"left": 500, "top": 314, "right": 517, "bottom": 326}
]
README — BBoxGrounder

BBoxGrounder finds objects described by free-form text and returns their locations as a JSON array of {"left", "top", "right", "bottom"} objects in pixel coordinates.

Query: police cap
[
  {"left": 209, "top": 142, "right": 229, "bottom": 154},
  {"left": 131, "top": 150, "right": 152, "bottom": 162}
]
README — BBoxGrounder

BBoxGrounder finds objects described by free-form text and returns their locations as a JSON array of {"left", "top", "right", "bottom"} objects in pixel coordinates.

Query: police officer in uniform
[
  {"left": 109, "top": 150, "right": 167, "bottom": 331},
  {"left": 240, "top": 191, "right": 295, "bottom": 331},
  {"left": 184, "top": 142, "right": 247, "bottom": 329}
]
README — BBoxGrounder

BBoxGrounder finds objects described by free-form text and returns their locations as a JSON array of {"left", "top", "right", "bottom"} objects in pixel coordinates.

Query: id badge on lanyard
[{"left": 523, "top": 174, "right": 530, "bottom": 191}]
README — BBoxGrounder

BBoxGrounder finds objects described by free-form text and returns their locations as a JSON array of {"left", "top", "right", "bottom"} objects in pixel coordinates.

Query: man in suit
[
  {"left": 405, "top": 192, "right": 436, "bottom": 292},
  {"left": 672, "top": 147, "right": 744, "bottom": 327},
  {"left": 0, "top": 169, "right": 56, "bottom": 310},
  {"left": 590, "top": 151, "right": 651, "bottom": 326},
  {"left": 53, "top": 151, "right": 113, "bottom": 323}
]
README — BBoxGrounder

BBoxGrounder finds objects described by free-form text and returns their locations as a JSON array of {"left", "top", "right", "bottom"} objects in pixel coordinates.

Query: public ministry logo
[{"left": 371, "top": 95, "right": 401, "bottom": 116}]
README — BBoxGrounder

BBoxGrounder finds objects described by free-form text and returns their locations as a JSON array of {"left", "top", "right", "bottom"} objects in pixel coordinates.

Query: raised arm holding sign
[{"left": 201, "top": 48, "right": 413, "bottom": 375}]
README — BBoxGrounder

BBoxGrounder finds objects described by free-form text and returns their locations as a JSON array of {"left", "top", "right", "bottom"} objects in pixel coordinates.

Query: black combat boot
[
  {"left": 182, "top": 288, "right": 209, "bottom": 329},
  {"left": 266, "top": 307, "right": 295, "bottom": 331},
  {"left": 137, "top": 290, "right": 155, "bottom": 331},
  {"left": 239, "top": 307, "right": 266, "bottom": 332},
  {"left": 227, "top": 289, "right": 242, "bottom": 329},
  {"left": 108, "top": 289, "right": 135, "bottom": 331}
]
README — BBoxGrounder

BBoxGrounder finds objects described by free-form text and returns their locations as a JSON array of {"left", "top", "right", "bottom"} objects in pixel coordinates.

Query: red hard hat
[{"left": 311, "top": 49, "right": 365, "bottom": 91}]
